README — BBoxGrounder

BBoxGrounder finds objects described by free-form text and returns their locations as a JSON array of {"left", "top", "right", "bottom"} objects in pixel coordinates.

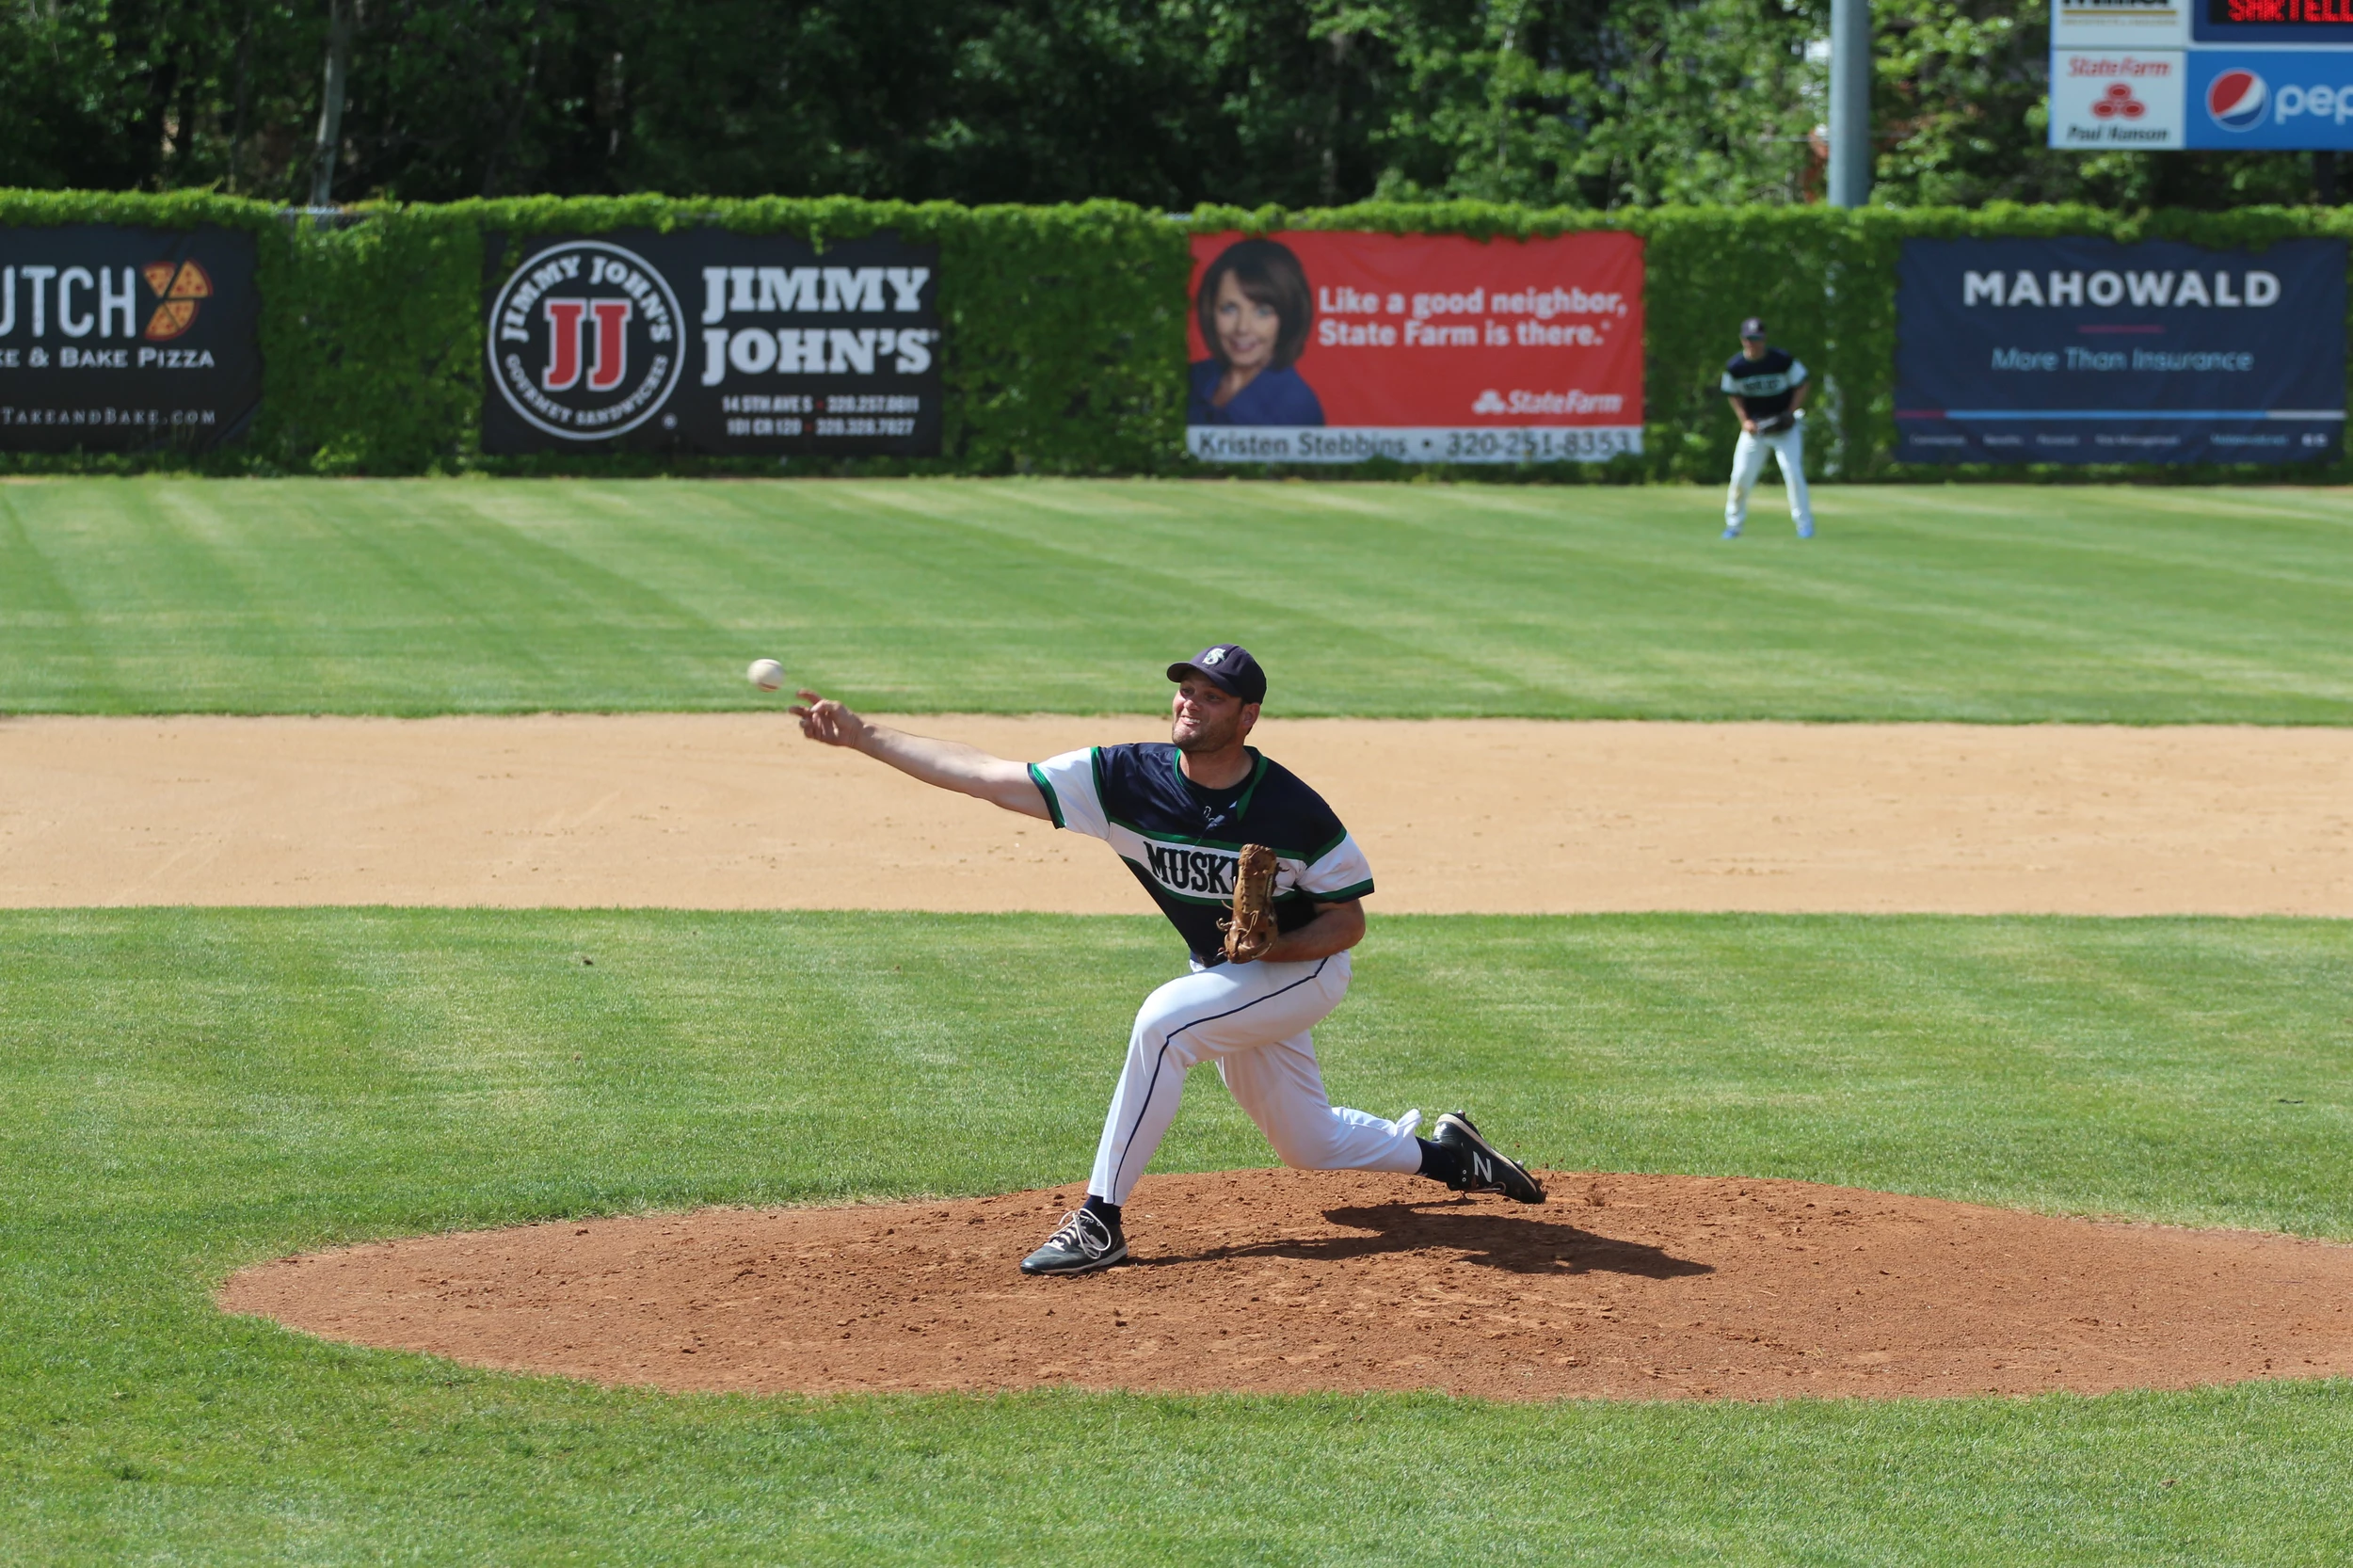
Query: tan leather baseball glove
[{"left": 1222, "top": 843, "right": 1279, "bottom": 964}]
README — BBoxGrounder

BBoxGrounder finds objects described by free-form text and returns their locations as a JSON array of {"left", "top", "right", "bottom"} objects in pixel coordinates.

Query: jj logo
[
  {"left": 538, "top": 298, "right": 632, "bottom": 392},
  {"left": 487, "top": 240, "right": 684, "bottom": 440}
]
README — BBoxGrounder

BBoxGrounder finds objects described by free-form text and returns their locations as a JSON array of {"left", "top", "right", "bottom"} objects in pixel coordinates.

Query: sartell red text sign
[{"left": 1184, "top": 230, "right": 1643, "bottom": 464}]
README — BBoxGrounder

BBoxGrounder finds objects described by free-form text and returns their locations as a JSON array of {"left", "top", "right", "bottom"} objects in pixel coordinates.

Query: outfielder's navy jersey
[
  {"left": 1721, "top": 347, "right": 1807, "bottom": 420},
  {"left": 1029, "top": 743, "right": 1374, "bottom": 966}
]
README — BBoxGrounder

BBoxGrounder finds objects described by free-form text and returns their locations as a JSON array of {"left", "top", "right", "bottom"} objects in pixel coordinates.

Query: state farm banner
[
  {"left": 481, "top": 230, "right": 940, "bottom": 456},
  {"left": 0, "top": 225, "right": 261, "bottom": 451},
  {"left": 1184, "top": 230, "right": 1643, "bottom": 464},
  {"left": 1894, "top": 236, "right": 2345, "bottom": 464}
]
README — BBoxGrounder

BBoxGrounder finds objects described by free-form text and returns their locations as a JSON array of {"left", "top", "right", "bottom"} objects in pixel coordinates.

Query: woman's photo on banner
[{"left": 1188, "top": 238, "right": 1325, "bottom": 428}]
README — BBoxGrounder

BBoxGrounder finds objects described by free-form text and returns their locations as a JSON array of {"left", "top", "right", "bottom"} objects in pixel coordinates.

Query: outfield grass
[
  {"left": 3, "top": 477, "right": 2350, "bottom": 721},
  {"left": 5, "top": 908, "right": 2351, "bottom": 1564}
]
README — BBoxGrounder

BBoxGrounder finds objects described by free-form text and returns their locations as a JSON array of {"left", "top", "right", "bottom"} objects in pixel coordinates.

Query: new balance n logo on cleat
[{"left": 1432, "top": 1112, "right": 1547, "bottom": 1204}]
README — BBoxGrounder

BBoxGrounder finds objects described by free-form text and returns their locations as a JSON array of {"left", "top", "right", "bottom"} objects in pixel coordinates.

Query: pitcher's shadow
[{"left": 1137, "top": 1199, "right": 1712, "bottom": 1278}]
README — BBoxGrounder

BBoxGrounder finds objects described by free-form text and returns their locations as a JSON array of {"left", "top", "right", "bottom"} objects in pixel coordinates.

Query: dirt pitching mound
[{"left": 221, "top": 1170, "right": 2353, "bottom": 1402}]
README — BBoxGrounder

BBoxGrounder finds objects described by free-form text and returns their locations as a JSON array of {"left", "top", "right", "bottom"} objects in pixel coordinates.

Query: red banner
[{"left": 1184, "top": 230, "right": 1644, "bottom": 464}]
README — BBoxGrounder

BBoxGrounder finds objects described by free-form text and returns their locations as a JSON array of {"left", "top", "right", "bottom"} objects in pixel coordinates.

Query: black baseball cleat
[
  {"left": 1432, "top": 1112, "right": 1547, "bottom": 1203},
  {"left": 1019, "top": 1208, "right": 1128, "bottom": 1275}
]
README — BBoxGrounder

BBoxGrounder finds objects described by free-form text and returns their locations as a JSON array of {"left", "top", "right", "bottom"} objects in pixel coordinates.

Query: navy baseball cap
[
  {"left": 1738, "top": 316, "right": 1768, "bottom": 338},
  {"left": 1167, "top": 644, "right": 1267, "bottom": 704}
]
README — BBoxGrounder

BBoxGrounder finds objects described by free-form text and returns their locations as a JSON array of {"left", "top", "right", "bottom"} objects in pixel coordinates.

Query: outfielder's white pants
[
  {"left": 1087, "top": 951, "right": 1423, "bottom": 1206},
  {"left": 1725, "top": 424, "right": 1814, "bottom": 533}
]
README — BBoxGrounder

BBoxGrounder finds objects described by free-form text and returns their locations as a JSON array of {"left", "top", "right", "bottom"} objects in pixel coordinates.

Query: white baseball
[{"left": 746, "top": 658, "right": 786, "bottom": 692}]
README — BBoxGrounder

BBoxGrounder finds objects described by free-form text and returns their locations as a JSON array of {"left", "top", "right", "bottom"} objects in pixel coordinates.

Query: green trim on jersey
[
  {"left": 1099, "top": 815, "right": 1353, "bottom": 865},
  {"left": 1160, "top": 746, "right": 1271, "bottom": 822},
  {"left": 1099, "top": 753, "right": 1308, "bottom": 854},
  {"left": 1101, "top": 815, "right": 1265, "bottom": 853},
  {"left": 1232, "top": 750, "right": 1272, "bottom": 819},
  {"left": 1028, "top": 762, "right": 1065, "bottom": 829},
  {"left": 1103, "top": 745, "right": 1291, "bottom": 852},
  {"left": 1123, "top": 886, "right": 1358, "bottom": 916},
  {"left": 1307, "top": 825, "right": 1350, "bottom": 865}
]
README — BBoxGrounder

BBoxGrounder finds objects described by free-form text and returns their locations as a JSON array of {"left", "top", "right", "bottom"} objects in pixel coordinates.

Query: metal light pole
[
  {"left": 1827, "top": 0, "right": 1872, "bottom": 209},
  {"left": 308, "top": 0, "right": 353, "bottom": 209}
]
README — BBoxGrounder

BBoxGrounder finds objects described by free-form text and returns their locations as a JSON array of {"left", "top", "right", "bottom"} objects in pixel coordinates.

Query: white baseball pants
[
  {"left": 1725, "top": 423, "right": 1814, "bottom": 533},
  {"left": 1087, "top": 951, "right": 1424, "bottom": 1206}
]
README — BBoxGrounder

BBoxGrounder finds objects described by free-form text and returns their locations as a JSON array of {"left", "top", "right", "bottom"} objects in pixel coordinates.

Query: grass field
[
  {"left": 6, "top": 908, "right": 2352, "bottom": 1564},
  {"left": 8, "top": 473, "right": 2352, "bottom": 1563},
  {"left": 3, "top": 477, "right": 2351, "bottom": 722}
]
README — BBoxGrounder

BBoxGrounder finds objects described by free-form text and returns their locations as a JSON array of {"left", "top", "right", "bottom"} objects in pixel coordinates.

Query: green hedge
[{"left": 4, "top": 190, "right": 2350, "bottom": 479}]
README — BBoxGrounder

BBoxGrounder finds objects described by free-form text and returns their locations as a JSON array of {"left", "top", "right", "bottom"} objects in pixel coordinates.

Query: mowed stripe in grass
[
  {"left": 2, "top": 478, "right": 2350, "bottom": 720},
  {"left": 3, "top": 908, "right": 2351, "bottom": 1564}
]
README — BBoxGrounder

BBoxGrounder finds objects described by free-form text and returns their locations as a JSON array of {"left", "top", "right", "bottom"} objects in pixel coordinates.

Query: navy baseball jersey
[
  {"left": 1721, "top": 347, "right": 1807, "bottom": 420},
  {"left": 1029, "top": 743, "right": 1374, "bottom": 966}
]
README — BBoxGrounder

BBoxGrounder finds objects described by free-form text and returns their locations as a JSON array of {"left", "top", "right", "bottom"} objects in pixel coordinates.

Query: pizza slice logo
[{"left": 141, "top": 260, "right": 214, "bottom": 342}]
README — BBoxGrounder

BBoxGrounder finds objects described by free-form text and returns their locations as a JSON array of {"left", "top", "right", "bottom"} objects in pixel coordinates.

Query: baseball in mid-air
[{"left": 746, "top": 658, "right": 787, "bottom": 692}]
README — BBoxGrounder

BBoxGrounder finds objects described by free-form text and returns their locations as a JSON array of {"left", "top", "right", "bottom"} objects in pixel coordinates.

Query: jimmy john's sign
[
  {"left": 481, "top": 229, "right": 941, "bottom": 456},
  {"left": 0, "top": 225, "right": 262, "bottom": 451}
]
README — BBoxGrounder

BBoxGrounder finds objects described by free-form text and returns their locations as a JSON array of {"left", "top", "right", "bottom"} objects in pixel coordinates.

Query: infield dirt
[
  {"left": 223, "top": 1169, "right": 2353, "bottom": 1403},
  {"left": 7, "top": 714, "right": 2348, "bottom": 914},
  {"left": 103, "top": 711, "right": 2351, "bottom": 1400}
]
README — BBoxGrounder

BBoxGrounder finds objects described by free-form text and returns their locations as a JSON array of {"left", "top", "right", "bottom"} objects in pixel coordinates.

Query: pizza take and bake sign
[{"left": 0, "top": 224, "right": 261, "bottom": 451}]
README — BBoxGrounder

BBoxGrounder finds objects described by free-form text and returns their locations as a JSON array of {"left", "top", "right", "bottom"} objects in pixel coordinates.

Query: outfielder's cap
[
  {"left": 1168, "top": 644, "right": 1268, "bottom": 705},
  {"left": 1738, "top": 316, "right": 1769, "bottom": 338}
]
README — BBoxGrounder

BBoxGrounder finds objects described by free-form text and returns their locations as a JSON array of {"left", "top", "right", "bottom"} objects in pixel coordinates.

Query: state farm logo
[
  {"left": 2208, "top": 69, "right": 2268, "bottom": 130},
  {"left": 1472, "top": 387, "right": 1626, "bottom": 415},
  {"left": 487, "top": 240, "right": 684, "bottom": 440},
  {"left": 2091, "top": 82, "right": 2148, "bottom": 120}
]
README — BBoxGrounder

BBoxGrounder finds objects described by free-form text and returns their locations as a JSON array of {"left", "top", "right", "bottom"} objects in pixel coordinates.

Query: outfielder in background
[
  {"left": 790, "top": 645, "right": 1545, "bottom": 1276},
  {"left": 1721, "top": 315, "right": 1815, "bottom": 540}
]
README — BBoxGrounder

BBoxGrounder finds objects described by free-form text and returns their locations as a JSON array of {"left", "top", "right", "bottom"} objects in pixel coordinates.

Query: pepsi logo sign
[{"left": 2207, "top": 69, "right": 2268, "bottom": 131}]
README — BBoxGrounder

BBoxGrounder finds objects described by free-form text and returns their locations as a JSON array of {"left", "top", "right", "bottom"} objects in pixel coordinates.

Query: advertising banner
[
  {"left": 482, "top": 230, "right": 940, "bottom": 456},
  {"left": 1893, "top": 236, "right": 2345, "bottom": 464},
  {"left": 2052, "top": 0, "right": 2188, "bottom": 48},
  {"left": 1183, "top": 230, "right": 1643, "bottom": 464},
  {"left": 0, "top": 225, "right": 261, "bottom": 451},
  {"left": 2049, "top": 51, "right": 2186, "bottom": 147},
  {"left": 2183, "top": 52, "right": 2353, "bottom": 147},
  {"left": 2049, "top": 0, "right": 2353, "bottom": 152}
]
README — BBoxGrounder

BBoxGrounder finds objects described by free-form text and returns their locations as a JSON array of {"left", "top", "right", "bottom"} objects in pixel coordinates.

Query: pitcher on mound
[{"left": 791, "top": 644, "right": 1545, "bottom": 1276}]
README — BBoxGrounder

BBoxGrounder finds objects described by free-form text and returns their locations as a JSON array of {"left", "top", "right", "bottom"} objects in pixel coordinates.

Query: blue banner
[
  {"left": 1893, "top": 236, "right": 2345, "bottom": 465},
  {"left": 2185, "top": 52, "right": 2353, "bottom": 149}
]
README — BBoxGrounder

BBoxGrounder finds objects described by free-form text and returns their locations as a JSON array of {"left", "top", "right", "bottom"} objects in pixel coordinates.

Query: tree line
[{"left": 0, "top": 0, "right": 2321, "bottom": 211}]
